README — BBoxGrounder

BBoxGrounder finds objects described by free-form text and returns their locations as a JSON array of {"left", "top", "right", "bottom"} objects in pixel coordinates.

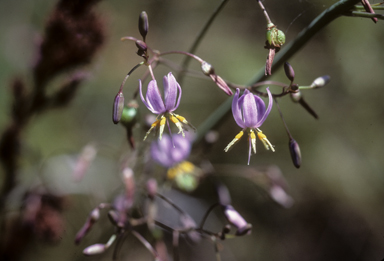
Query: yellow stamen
[
  {"left": 257, "top": 131, "right": 275, "bottom": 152},
  {"left": 158, "top": 116, "right": 166, "bottom": 140},
  {"left": 170, "top": 114, "right": 185, "bottom": 137},
  {"left": 144, "top": 120, "right": 159, "bottom": 140},
  {"left": 175, "top": 114, "right": 196, "bottom": 131},
  {"left": 249, "top": 130, "right": 257, "bottom": 154},
  {"left": 224, "top": 131, "right": 244, "bottom": 152}
]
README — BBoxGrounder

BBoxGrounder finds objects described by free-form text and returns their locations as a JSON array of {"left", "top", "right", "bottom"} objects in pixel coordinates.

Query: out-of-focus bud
[
  {"left": 216, "top": 183, "right": 231, "bottom": 206},
  {"left": 122, "top": 168, "right": 135, "bottom": 209},
  {"left": 146, "top": 178, "right": 157, "bottom": 200},
  {"left": 201, "top": 61, "right": 233, "bottom": 96},
  {"left": 113, "top": 91, "right": 124, "bottom": 124},
  {"left": 73, "top": 143, "right": 97, "bottom": 182},
  {"left": 289, "top": 138, "right": 301, "bottom": 169},
  {"left": 290, "top": 91, "right": 302, "bottom": 103},
  {"left": 269, "top": 185, "right": 294, "bottom": 208},
  {"left": 107, "top": 210, "right": 121, "bottom": 227},
  {"left": 284, "top": 62, "right": 295, "bottom": 82},
  {"left": 223, "top": 205, "right": 251, "bottom": 236},
  {"left": 83, "top": 244, "right": 106, "bottom": 256},
  {"left": 310, "top": 75, "right": 330, "bottom": 88},
  {"left": 205, "top": 130, "right": 219, "bottom": 144},
  {"left": 90, "top": 208, "right": 100, "bottom": 222},
  {"left": 138, "top": 11, "right": 149, "bottom": 41}
]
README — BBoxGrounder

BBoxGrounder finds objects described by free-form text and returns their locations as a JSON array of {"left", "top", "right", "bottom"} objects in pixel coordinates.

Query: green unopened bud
[
  {"left": 284, "top": 62, "right": 295, "bottom": 82},
  {"left": 289, "top": 138, "right": 301, "bottom": 168},
  {"left": 310, "top": 75, "right": 330, "bottom": 88},
  {"left": 138, "top": 11, "right": 149, "bottom": 41},
  {"left": 113, "top": 91, "right": 124, "bottom": 124},
  {"left": 266, "top": 25, "right": 285, "bottom": 48},
  {"left": 120, "top": 101, "right": 138, "bottom": 127}
]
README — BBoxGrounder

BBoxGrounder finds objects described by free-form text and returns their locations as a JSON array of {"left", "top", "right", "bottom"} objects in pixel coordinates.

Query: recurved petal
[
  {"left": 164, "top": 72, "right": 181, "bottom": 111},
  {"left": 146, "top": 80, "right": 165, "bottom": 114},
  {"left": 242, "top": 92, "right": 258, "bottom": 127},
  {"left": 139, "top": 80, "right": 156, "bottom": 113},
  {"left": 253, "top": 94, "right": 266, "bottom": 123},
  {"left": 231, "top": 89, "right": 245, "bottom": 128},
  {"left": 257, "top": 87, "right": 273, "bottom": 126}
]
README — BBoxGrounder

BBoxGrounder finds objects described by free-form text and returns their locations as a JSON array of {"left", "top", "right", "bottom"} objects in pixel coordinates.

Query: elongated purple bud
[
  {"left": 138, "top": 11, "right": 149, "bottom": 41},
  {"left": 223, "top": 205, "right": 251, "bottom": 236},
  {"left": 289, "top": 138, "right": 301, "bottom": 168},
  {"left": 135, "top": 40, "right": 147, "bottom": 52},
  {"left": 284, "top": 62, "right": 295, "bottom": 82},
  {"left": 113, "top": 91, "right": 125, "bottom": 124}
]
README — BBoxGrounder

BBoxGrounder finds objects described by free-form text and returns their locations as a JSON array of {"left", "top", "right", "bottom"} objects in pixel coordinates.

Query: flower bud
[
  {"left": 284, "top": 62, "right": 295, "bottom": 82},
  {"left": 310, "top": 75, "right": 330, "bottom": 88},
  {"left": 290, "top": 91, "right": 302, "bottom": 103},
  {"left": 135, "top": 40, "right": 147, "bottom": 52},
  {"left": 83, "top": 244, "right": 106, "bottom": 256},
  {"left": 146, "top": 178, "right": 157, "bottom": 200},
  {"left": 138, "top": 11, "right": 149, "bottom": 41},
  {"left": 216, "top": 183, "right": 231, "bottom": 206},
  {"left": 120, "top": 102, "right": 138, "bottom": 128},
  {"left": 201, "top": 61, "right": 214, "bottom": 76},
  {"left": 266, "top": 24, "right": 285, "bottom": 48},
  {"left": 224, "top": 205, "right": 247, "bottom": 228},
  {"left": 90, "top": 208, "right": 100, "bottom": 222},
  {"left": 112, "top": 91, "right": 124, "bottom": 124},
  {"left": 289, "top": 138, "right": 301, "bottom": 168}
]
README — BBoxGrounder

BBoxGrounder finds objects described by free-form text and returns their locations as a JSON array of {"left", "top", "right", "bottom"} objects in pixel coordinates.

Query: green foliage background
[{"left": 0, "top": 0, "right": 383, "bottom": 260}]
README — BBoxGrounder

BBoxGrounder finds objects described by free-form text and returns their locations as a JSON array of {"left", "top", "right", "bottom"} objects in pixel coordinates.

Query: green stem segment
[{"left": 194, "top": 0, "right": 361, "bottom": 143}]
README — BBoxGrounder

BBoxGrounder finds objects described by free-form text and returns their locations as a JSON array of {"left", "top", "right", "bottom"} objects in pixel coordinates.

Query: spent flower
[
  {"left": 225, "top": 88, "right": 274, "bottom": 164},
  {"left": 140, "top": 72, "right": 195, "bottom": 140}
]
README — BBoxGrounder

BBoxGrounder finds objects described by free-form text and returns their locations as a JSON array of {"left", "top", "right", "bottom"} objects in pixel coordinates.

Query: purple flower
[
  {"left": 150, "top": 134, "right": 191, "bottom": 168},
  {"left": 224, "top": 88, "right": 274, "bottom": 164},
  {"left": 140, "top": 72, "right": 194, "bottom": 140}
]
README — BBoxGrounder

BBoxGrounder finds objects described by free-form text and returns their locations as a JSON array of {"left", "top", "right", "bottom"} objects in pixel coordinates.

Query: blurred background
[{"left": 0, "top": 0, "right": 384, "bottom": 260}]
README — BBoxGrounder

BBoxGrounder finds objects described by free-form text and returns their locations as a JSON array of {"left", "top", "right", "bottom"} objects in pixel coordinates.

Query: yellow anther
[
  {"left": 170, "top": 115, "right": 179, "bottom": 124},
  {"left": 175, "top": 114, "right": 186, "bottom": 123},
  {"left": 224, "top": 131, "right": 244, "bottom": 152},
  {"left": 144, "top": 120, "right": 159, "bottom": 141},
  {"left": 158, "top": 116, "right": 166, "bottom": 140},
  {"left": 179, "top": 161, "right": 195, "bottom": 173},
  {"left": 257, "top": 131, "right": 275, "bottom": 152},
  {"left": 249, "top": 130, "right": 257, "bottom": 154}
]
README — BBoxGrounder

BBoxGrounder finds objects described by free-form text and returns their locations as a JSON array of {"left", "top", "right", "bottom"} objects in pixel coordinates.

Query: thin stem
[
  {"left": 274, "top": 98, "right": 293, "bottom": 139},
  {"left": 257, "top": 0, "right": 273, "bottom": 24},
  {"left": 147, "top": 64, "right": 156, "bottom": 81},
  {"left": 159, "top": 51, "right": 204, "bottom": 63},
  {"left": 131, "top": 230, "right": 159, "bottom": 259},
  {"left": 194, "top": 0, "right": 361, "bottom": 144},
  {"left": 344, "top": 11, "right": 384, "bottom": 19},
  {"left": 354, "top": 5, "right": 384, "bottom": 10},
  {"left": 178, "top": 0, "right": 230, "bottom": 83},
  {"left": 119, "top": 62, "right": 144, "bottom": 92},
  {"left": 156, "top": 193, "right": 187, "bottom": 216},
  {"left": 199, "top": 203, "right": 220, "bottom": 229}
]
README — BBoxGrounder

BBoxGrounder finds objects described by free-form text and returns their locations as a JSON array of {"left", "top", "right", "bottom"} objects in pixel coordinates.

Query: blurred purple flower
[
  {"left": 225, "top": 88, "right": 274, "bottom": 164},
  {"left": 151, "top": 134, "right": 191, "bottom": 168},
  {"left": 140, "top": 72, "right": 194, "bottom": 140}
]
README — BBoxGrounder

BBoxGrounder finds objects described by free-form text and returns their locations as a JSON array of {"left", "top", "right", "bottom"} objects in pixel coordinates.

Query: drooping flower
[
  {"left": 150, "top": 134, "right": 191, "bottom": 168},
  {"left": 224, "top": 88, "right": 274, "bottom": 164},
  {"left": 140, "top": 72, "right": 195, "bottom": 140}
]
